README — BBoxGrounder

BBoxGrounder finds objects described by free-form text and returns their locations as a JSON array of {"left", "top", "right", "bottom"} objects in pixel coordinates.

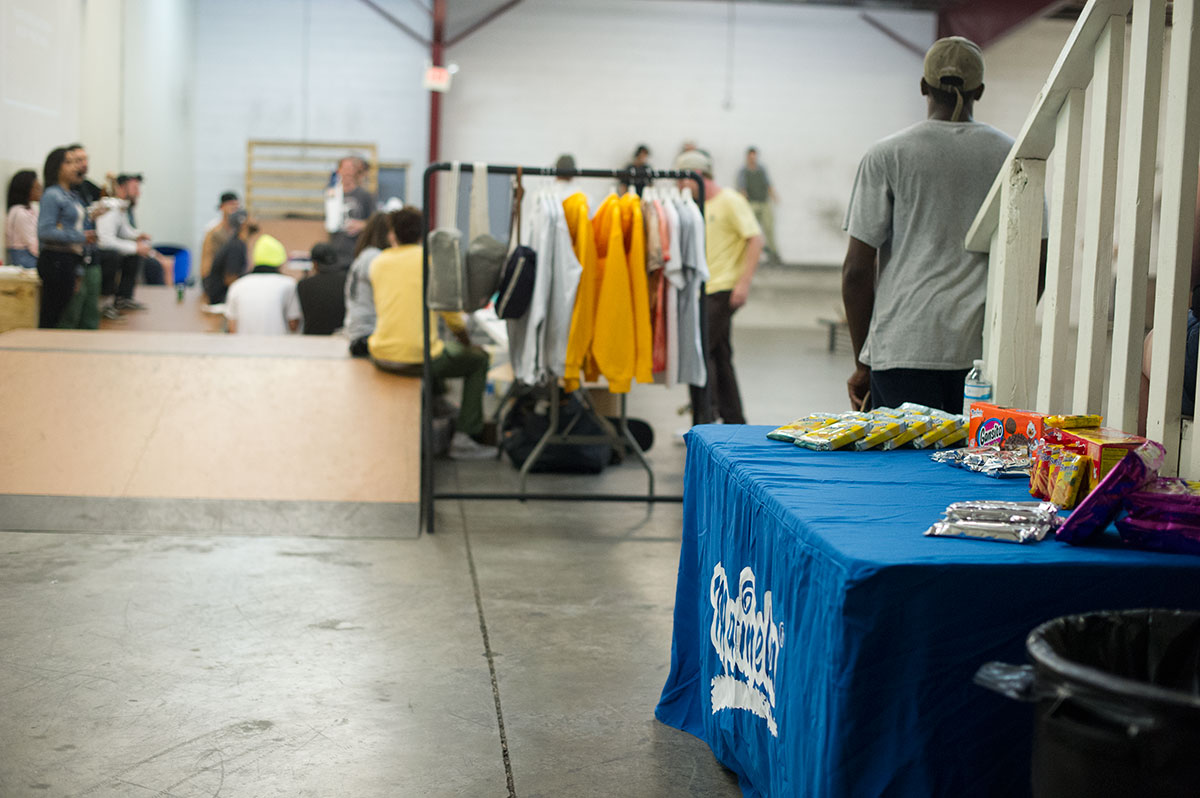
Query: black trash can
[{"left": 976, "top": 609, "right": 1200, "bottom": 798}]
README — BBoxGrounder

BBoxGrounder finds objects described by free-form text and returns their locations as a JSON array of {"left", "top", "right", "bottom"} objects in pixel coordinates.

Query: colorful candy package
[{"left": 1055, "top": 441, "right": 1167, "bottom": 544}]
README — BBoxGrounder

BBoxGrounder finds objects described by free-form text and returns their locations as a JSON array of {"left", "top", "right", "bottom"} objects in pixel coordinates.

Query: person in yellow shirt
[
  {"left": 368, "top": 207, "right": 492, "bottom": 459},
  {"left": 675, "top": 149, "right": 763, "bottom": 425}
]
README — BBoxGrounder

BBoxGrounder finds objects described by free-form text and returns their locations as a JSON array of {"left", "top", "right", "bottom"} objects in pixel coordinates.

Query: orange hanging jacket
[{"left": 562, "top": 192, "right": 598, "bottom": 392}]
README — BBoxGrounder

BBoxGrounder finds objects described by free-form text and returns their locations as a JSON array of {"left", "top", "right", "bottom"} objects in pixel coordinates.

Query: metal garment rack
[{"left": 419, "top": 163, "right": 708, "bottom": 534}]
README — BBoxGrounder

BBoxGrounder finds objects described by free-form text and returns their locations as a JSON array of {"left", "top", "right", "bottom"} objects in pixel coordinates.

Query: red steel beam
[{"left": 938, "top": 0, "right": 1068, "bottom": 49}]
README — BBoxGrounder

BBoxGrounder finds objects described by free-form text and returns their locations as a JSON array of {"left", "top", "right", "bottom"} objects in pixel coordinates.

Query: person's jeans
[
  {"left": 7, "top": 248, "right": 38, "bottom": 270},
  {"left": 37, "top": 250, "right": 82, "bottom": 329},
  {"left": 59, "top": 263, "right": 102, "bottom": 329},
  {"left": 749, "top": 201, "right": 780, "bottom": 261},
  {"left": 689, "top": 291, "right": 746, "bottom": 425},
  {"left": 99, "top": 250, "right": 140, "bottom": 299},
  {"left": 372, "top": 340, "right": 491, "bottom": 438},
  {"left": 868, "top": 367, "right": 970, "bottom": 415}
]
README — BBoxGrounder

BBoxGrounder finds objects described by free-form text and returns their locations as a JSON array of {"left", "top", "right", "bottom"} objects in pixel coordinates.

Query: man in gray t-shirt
[
  {"left": 737, "top": 147, "right": 780, "bottom": 263},
  {"left": 329, "top": 156, "right": 377, "bottom": 268},
  {"left": 842, "top": 36, "right": 1033, "bottom": 413}
]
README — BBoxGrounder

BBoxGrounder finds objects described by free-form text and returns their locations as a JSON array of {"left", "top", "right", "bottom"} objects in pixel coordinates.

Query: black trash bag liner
[{"left": 976, "top": 609, "right": 1200, "bottom": 798}]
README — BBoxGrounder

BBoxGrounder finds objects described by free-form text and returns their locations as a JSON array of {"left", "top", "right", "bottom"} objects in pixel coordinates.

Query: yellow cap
[{"left": 252, "top": 234, "right": 287, "bottom": 268}]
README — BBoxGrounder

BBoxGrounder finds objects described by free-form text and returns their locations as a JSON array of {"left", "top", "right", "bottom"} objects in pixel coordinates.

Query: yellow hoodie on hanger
[
  {"left": 590, "top": 196, "right": 632, "bottom": 391},
  {"left": 619, "top": 192, "right": 653, "bottom": 385},
  {"left": 563, "top": 192, "right": 598, "bottom": 392}
]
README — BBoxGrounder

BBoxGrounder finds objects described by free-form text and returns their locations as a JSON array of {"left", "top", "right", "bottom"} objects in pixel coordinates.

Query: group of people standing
[{"left": 5, "top": 143, "right": 168, "bottom": 328}]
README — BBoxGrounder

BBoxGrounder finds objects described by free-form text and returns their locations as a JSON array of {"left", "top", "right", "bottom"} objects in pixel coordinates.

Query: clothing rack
[{"left": 419, "top": 163, "right": 708, "bottom": 535}]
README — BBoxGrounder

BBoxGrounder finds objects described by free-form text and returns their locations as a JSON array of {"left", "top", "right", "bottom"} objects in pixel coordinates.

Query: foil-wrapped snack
[
  {"left": 929, "top": 446, "right": 1033, "bottom": 478},
  {"left": 925, "top": 500, "right": 1061, "bottom": 544}
]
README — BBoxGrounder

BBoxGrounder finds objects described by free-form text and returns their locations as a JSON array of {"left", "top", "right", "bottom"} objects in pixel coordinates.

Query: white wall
[
  {"left": 3, "top": 1, "right": 1080, "bottom": 266},
  {"left": 118, "top": 0, "right": 195, "bottom": 246},
  {"left": 1, "top": 0, "right": 194, "bottom": 253},
  {"left": 1, "top": 0, "right": 82, "bottom": 254},
  {"left": 441, "top": 0, "right": 939, "bottom": 266},
  {"left": 190, "top": 0, "right": 431, "bottom": 248}
]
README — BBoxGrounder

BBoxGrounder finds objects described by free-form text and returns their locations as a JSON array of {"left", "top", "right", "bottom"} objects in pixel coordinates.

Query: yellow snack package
[
  {"left": 933, "top": 425, "right": 968, "bottom": 449},
  {"left": 854, "top": 421, "right": 906, "bottom": 451},
  {"left": 767, "top": 414, "right": 838, "bottom": 442},
  {"left": 868, "top": 407, "right": 907, "bottom": 419},
  {"left": 881, "top": 416, "right": 935, "bottom": 450},
  {"left": 795, "top": 420, "right": 870, "bottom": 451},
  {"left": 911, "top": 418, "right": 963, "bottom": 450},
  {"left": 1044, "top": 413, "right": 1103, "bottom": 429},
  {"left": 1050, "top": 451, "right": 1089, "bottom": 509}
]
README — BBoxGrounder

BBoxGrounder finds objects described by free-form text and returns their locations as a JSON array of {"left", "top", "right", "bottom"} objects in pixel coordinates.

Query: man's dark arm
[{"left": 842, "top": 236, "right": 877, "bottom": 409}]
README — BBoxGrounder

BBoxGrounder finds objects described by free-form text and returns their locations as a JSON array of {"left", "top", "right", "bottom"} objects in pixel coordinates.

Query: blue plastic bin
[{"left": 155, "top": 245, "right": 191, "bottom": 285}]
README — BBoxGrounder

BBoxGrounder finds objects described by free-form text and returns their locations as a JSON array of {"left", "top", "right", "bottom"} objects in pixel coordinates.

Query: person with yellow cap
[
  {"left": 224, "top": 233, "right": 302, "bottom": 334},
  {"left": 841, "top": 36, "right": 1040, "bottom": 413}
]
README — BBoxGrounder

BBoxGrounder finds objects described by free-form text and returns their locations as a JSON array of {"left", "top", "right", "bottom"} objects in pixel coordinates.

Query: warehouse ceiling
[
  {"left": 436, "top": 0, "right": 1090, "bottom": 48},
  {"left": 370, "top": 0, "right": 1092, "bottom": 50}
]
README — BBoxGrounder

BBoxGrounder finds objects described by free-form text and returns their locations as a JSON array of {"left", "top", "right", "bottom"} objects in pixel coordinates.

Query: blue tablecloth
[{"left": 656, "top": 425, "right": 1200, "bottom": 798}]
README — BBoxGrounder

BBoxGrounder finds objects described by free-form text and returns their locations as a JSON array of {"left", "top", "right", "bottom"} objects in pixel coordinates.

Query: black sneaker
[
  {"left": 115, "top": 298, "right": 147, "bottom": 311},
  {"left": 101, "top": 304, "right": 123, "bottom": 320}
]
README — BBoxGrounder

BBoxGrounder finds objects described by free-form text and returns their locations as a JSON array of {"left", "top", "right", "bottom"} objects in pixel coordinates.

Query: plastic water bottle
[{"left": 963, "top": 359, "right": 992, "bottom": 417}]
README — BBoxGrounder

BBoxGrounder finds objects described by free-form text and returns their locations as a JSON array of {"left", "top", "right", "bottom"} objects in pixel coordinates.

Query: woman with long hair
[
  {"left": 5, "top": 169, "right": 41, "bottom": 269},
  {"left": 36, "top": 148, "right": 94, "bottom": 328},
  {"left": 343, "top": 210, "right": 396, "bottom": 355}
]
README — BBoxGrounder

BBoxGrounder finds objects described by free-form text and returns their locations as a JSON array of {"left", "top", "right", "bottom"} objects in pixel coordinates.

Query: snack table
[{"left": 656, "top": 425, "right": 1200, "bottom": 798}]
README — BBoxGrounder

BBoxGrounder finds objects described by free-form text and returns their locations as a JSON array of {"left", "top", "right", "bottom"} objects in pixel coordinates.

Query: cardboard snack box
[
  {"left": 967, "top": 402, "right": 1047, "bottom": 451},
  {"left": 1041, "top": 426, "right": 1149, "bottom": 485}
]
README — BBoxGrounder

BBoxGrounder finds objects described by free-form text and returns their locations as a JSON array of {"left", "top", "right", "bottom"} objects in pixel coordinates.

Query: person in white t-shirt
[{"left": 225, "top": 234, "right": 302, "bottom": 334}]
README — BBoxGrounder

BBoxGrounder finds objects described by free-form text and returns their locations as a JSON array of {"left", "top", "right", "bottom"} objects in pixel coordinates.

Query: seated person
[
  {"left": 200, "top": 191, "right": 240, "bottom": 282},
  {"left": 1139, "top": 169, "right": 1200, "bottom": 436},
  {"left": 296, "top": 242, "right": 347, "bottom": 335},
  {"left": 204, "top": 211, "right": 254, "bottom": 304},
  {"left": 224, "top": 234, "right": 301, "bottom": 335},
  {"left": 369, "top": 207, "right": 492, "bottom": 459},
  {"left": 5, "top": 169, "right": 40, "bottom": 269},
  {"left": 95, "top": 174, "right": 153, "bottom": 317},
  {"left": 344, "top": 211, "right": 395, "bottom": 356}
]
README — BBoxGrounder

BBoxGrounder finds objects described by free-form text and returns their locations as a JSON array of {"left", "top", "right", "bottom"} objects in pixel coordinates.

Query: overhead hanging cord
[{"left": 724, "top": 0, "right": 736, "bottom": 111}]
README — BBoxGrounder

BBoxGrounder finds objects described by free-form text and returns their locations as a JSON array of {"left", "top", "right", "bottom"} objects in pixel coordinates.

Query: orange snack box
[
  {"left": 1041, "top": 426, "right": 1150, "bottom": 485},
  {"left": 967, "top": 402, "right": 1047, "bottom": 451}
]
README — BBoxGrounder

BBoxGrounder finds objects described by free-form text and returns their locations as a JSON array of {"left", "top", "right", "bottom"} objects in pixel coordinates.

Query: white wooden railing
[{"left": 967, "top": 0, "right": 1200, "bottom": 476}]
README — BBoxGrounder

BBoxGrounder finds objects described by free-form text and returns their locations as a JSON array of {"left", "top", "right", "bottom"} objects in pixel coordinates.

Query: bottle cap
[{"left": 973, "top": 359, "right": 985, "bottom": 368}]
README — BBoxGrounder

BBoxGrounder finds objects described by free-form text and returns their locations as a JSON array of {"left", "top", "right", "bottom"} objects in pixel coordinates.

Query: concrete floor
[{"left": 0, "top": 269, "right": 849, "bottom": 798}]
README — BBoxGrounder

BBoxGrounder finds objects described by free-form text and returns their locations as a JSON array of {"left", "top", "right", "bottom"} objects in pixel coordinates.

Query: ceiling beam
[
  {"left": 938, "top": 0, "right": 1069, "bottom": 48},
  {"left": 356, "top": 0, "right": 431, "bottom": 47},
  {"left": 446, "top": 0, "right": 524, "bottom": 48}
]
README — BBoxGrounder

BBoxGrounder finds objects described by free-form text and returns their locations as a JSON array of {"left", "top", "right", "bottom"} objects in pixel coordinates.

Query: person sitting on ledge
[
  {"left": 224, "top": 234, "right": 301, "bottom": 335},
  {"left": 368, "top": 207, "right": 493, "bottom": 459}
]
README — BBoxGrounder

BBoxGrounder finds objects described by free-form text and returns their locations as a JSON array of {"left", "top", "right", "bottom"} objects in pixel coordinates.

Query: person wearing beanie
[
  {"left": 296, "top": 242, "right": 348, "bottom": 335},
  {"left": 224, "top": 233, "right": 302, "bottom": 334},
  {"left": 675, "top": 147, "right": 763, "bottom": 426},
  {"left": 841, "top": 36, "right": 1043, "bottom": 413}
]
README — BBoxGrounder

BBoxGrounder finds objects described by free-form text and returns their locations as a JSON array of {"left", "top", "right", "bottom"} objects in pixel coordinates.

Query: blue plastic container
[{"left": 155, "top": 245, "right": 191, "bottom": 285}]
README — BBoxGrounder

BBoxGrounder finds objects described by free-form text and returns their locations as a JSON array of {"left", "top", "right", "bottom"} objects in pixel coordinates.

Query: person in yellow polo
[
  {"left": 676, "top": 149, "right": 763, "bottom": 424},
  {"left": 368, "top": 207, "right": 492, "bottom": 459}
]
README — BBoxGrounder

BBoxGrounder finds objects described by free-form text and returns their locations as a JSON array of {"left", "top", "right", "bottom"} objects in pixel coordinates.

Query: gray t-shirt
[
  {"left": 737, "top": 166, "right": 771, "bottom": 202},
  {"left": 330, "top": 186, "right": 376, "bottom": 267},
  {"left": 844, "top": 119, "right": 1014, "bottom": 371}
]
